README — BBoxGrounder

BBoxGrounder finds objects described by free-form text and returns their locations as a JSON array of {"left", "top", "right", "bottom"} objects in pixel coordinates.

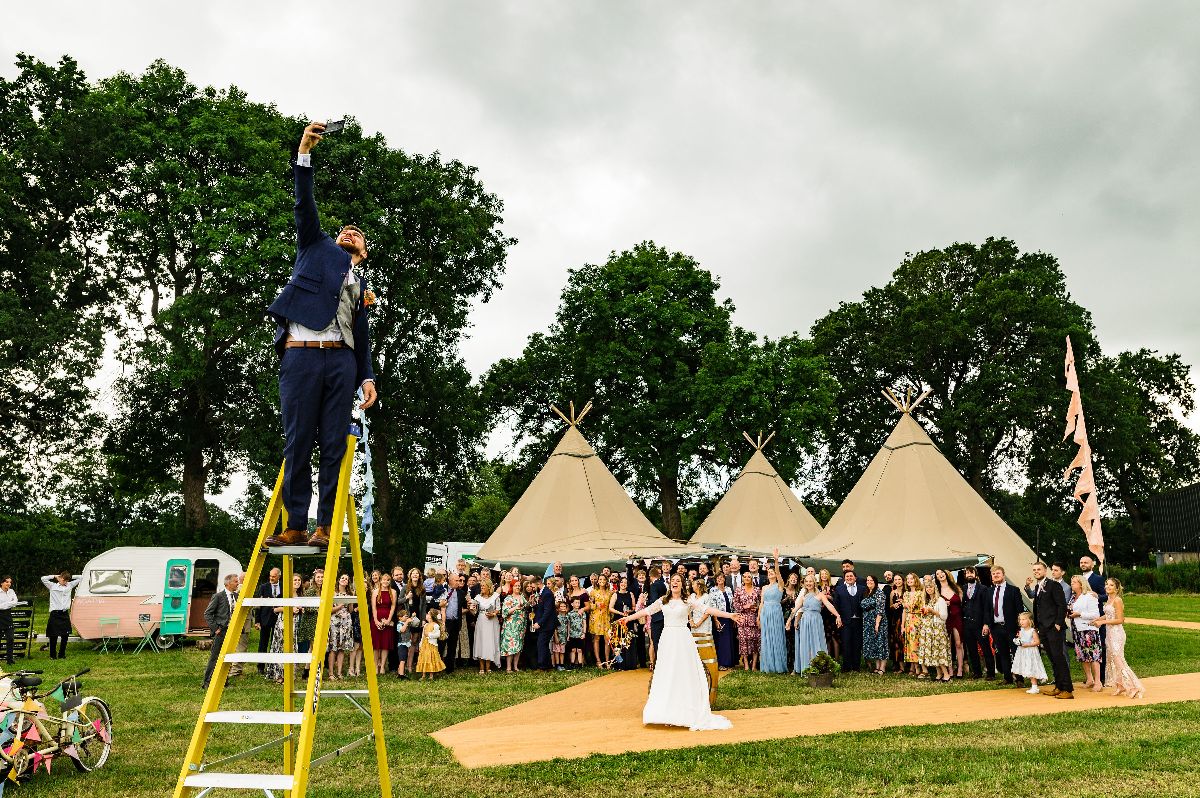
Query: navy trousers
[{"left": 279, "top": 347, "right": 357, "bottom": 529}]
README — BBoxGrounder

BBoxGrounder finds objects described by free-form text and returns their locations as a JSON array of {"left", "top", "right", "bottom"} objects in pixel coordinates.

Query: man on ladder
[{"left": 264, "top": 120, "right": 378, "bottom": 550}]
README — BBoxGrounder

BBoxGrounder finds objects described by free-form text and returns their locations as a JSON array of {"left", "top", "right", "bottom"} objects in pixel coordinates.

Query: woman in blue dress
[
  {"left": 758, "top": 550, "right": 788, "bottom": 673},
  {"left": 787, "top": 572, "right": 842, "bottom": 674},
  {"left": 709, "top": 571, "right": 737, "bottom": 669}
]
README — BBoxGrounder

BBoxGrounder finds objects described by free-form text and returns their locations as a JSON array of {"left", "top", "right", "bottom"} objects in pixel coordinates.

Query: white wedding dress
[{"left": 642, "top": 598, "right": 732, "bottom": 731}]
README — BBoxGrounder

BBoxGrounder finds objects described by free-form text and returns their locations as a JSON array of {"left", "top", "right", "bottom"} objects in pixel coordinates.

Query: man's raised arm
[{"left": 293, "top": 121, "right": 326, "bottom": 249}]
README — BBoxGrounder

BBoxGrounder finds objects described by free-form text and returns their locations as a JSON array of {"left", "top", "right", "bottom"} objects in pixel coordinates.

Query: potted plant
[{"left": 801, "top": 651, "right": 841, "bottom": 687}]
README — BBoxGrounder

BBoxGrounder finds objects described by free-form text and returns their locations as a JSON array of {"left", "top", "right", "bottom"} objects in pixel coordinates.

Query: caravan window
[
  {"left": 167, "top": 565, "right": 188, "bottom": 589},
  {"left": 89, "top": 569, "right": 132, "bottom": 595}
]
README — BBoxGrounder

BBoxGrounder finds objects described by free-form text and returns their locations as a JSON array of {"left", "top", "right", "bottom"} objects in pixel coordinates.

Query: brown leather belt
[{"left": 285, "top": 340, "right": 345, "bottom": 349}]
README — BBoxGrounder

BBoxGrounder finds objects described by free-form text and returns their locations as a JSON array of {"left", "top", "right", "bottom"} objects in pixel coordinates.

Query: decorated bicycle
[{"left": 0, "top": 668, "right": 112, "bottom": 786}]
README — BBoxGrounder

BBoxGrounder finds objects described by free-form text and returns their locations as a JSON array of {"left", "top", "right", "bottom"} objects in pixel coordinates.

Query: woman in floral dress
[
  {"left": 589, "top": 578, "right": 613, "bottom": 666},
  {"left": 733, "top": 571, "right": 761, "bottom": 671},
  {"left": 264, "top": 573, "right": 303, "bottom": 683},
  {"left": 499, "top": 586, "right": 527, "bottom": 672},
  {"left": 901, "top": 572, "right": 923, "bottom": 674},
  {"left": 327, "top": 572, "right": 355, "bottom": 680},
  {"left": 917, "top": 577, "right": 952, "bottom": 680},
  {"left": 860, "top": 574, "right": 889, "bottom": 673}
]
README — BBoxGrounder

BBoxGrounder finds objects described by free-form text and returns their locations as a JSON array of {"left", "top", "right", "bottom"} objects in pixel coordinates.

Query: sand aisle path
[{"left": 432, "top": 616, "right": 1200, "bottom": 769}]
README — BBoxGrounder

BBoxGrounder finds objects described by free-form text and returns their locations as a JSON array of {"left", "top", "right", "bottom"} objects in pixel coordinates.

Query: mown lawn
[
  {"left": 1124, "top": 592, "right": 1200, "bottom": 623},
  {"left": 11, "top": 593, "right": 1200, "bottom": 797}
]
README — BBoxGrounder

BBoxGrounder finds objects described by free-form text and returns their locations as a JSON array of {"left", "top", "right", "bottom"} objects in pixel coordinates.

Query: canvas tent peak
[
  {"left": 882, "top": 386, "right": 932, "bottom": 414},
  {"left": 550, "top": 399, "right": 593, "bottom": 428},
  {"left": 689, "top": 432, "right": 823, "bottom": 553},
  {"left": 741, "top": 430, "right": 776, "bottom": 452}
]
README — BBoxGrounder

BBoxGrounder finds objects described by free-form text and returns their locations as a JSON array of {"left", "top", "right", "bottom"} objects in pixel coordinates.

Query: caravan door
[{"left": 160, "top": 559, "right": 191, "bottom": 636}]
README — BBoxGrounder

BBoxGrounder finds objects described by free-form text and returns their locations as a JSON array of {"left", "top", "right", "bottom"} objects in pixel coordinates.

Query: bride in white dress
[{"left": 619, "top": 573, "right": 737, "bottom": 731}]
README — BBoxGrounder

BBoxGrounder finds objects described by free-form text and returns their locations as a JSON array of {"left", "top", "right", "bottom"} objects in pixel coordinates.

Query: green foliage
[
  {"left": 0, "top": 54, "right": 120, "bottom": 501},
  {"left": 811, "top": 237, "right": 1096, "bottom": 506},
  {"left": 425, "top": 461, "right": 514, "bottom": 544},
  {"left": 485, "top": 242, "right": 835, "bottom": 538},
  {"left": 1108, "top": 562, "right": 1200, "bottom": 594},
  {"left": 801, "top": 650, "right": 842, "bottom": 676}
]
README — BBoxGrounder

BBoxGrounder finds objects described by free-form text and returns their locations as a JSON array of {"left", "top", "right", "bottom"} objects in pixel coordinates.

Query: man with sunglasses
[{"left": 265, "top": 121, "right": 378, "bottom": 550}]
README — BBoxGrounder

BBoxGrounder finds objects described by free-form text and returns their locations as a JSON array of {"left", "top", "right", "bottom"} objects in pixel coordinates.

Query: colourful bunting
[{"left": 1063, "top": 336, "right": 1105, "bottom": 563}]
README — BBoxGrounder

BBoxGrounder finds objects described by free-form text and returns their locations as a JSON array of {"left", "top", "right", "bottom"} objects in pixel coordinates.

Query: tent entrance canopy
[{"left": 794, "top": 552, "right": 990, "bottom": 577}]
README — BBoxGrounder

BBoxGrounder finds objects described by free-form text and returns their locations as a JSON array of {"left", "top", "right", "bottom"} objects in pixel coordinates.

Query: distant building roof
[{"left": 1150, "top": 482, "right": 1200, "bottom": 553}]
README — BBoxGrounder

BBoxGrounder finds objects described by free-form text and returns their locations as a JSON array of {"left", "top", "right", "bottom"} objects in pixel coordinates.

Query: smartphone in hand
[{"left": 321, "top": 119, "right": 346, "bottom": 135}]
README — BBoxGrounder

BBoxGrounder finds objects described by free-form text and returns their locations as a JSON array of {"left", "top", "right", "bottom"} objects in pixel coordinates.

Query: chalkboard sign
[{"left": 8, "top": 606, "right": 36, "bottom": 659}]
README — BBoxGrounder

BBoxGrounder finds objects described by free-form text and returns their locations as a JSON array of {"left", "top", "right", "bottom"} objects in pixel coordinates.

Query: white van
[
  {"left": 70, "top": 546, "right": 243, "bottom": 649},
  {"left": 424, "top": 542, "right": 484, "bottom": 573}
]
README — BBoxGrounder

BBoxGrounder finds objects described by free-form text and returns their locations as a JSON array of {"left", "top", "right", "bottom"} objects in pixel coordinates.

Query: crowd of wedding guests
[{"left": 248, "top": 551, "right": 1144, "bottom": 700}]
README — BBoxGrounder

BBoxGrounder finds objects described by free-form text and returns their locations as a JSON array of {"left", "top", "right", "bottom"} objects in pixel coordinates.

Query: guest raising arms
[
  {"left": 758, "top": 550, "right": 788, "bottom": 674},
  {"left": 787, "top": 573, "right": 841, "bottom": 675}
]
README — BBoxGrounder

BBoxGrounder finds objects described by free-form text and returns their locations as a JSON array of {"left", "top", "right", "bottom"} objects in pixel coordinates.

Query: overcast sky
[{"left": 5, "top": 2, "right": 1198, "bottom": 469}]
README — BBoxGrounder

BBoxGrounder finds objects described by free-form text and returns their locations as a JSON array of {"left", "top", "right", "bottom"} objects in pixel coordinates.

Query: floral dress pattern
[
  {"left": 329, "top": 595, "right": 355, "bottom": 652},
  {"left": 860, "top": 589, "right": 889, "bottom": 661},
  {"left": 733, "top": 585, "right": 761, "bottom": 658},
  {"left": 1070, "top": 596, "right": 1103, "bottom": 662},
  {"left": 499, "top": 593, "right": 527, "bottom": 656},
  {"left": 902, "top": 590, "right": 922, "bottom": 663},
  {"left": 589, "top": 586, "right": 612, "bottom": 635},
  {"left": 917, "top": 599, "right": 952, "bottom": 668}
]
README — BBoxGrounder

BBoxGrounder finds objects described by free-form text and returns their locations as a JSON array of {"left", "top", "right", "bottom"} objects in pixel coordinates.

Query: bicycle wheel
[{"left": 69, "top": 698, "right": 112, "bottom": 772}]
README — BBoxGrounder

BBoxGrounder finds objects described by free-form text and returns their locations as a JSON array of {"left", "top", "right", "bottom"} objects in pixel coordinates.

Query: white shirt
[
  {"left": 0, "top": 589, "right": 19, "bottom": 611},
  {"left": 846, "top": 584, "right": 858, "bottom": 597},
  {"left": 41, "top": 576, "right": 81, "bottom": 612}
]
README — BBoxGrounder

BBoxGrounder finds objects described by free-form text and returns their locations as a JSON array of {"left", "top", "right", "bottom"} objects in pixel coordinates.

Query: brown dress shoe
[
  {"left": 1041, "top": 686, "right": 1060, "bottom": 697},
  {"left": 264, "top": 528, "right": 309, "bottom": 547},
  {"left": 1055, "top": 690, "right": 1074, "bottom": 699},
  {"left": 306, "top": 525, "right": 331, "bottom": 549}
]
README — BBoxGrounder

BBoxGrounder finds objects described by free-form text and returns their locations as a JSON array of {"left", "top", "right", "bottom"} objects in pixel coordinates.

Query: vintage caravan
[{"left": 70, "top": 547, "right": 243, "bottom": 649}]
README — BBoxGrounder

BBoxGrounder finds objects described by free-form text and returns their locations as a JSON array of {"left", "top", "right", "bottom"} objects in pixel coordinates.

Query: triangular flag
[
  {"left": 61, "top": 744, "right": 77, "bottom": 760},
  {"left": 42, "top": 754, "right": 51, "bottom": 774},
  {"left": 48, "top": 685, "right": 65, "bottom": 703},
  {"left": 22, "top": 725, "right": 39, "bottom": 743}
]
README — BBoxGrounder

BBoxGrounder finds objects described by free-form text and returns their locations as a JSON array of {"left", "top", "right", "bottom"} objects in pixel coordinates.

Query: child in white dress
[{"left": 1011, "top": 611, "right": 1048, "bottom": 693}]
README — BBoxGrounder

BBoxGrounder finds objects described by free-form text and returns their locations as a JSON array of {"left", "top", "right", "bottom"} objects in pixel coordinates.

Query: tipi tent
[
  {"left": 477, "top": 403, "right": 690, "bottom": 570},
  {"left": 690, "top": 432, "right": 823, "bottom": 554},
  {"left": 800, "top": 390, "right": 1038, "bottom": 577}
]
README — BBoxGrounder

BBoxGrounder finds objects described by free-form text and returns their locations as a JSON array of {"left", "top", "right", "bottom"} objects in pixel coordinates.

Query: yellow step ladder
[{"left": 173, "top": 427, "right": 391, "bottom": 797}]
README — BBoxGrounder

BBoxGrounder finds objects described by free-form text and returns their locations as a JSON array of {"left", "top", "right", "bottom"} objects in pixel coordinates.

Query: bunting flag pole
[{"left": 1063, "top": 336, "right": 1105, "bottom": 569}]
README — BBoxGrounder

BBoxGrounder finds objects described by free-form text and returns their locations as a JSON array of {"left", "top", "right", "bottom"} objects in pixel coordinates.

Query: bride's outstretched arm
[{"left": 620, "top": 599, "right": 660, "bottom": 625}]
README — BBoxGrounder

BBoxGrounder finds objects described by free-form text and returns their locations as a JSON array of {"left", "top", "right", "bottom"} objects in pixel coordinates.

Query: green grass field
[
  {"left": 7, "top": 594, "right": 1199, "bottom": 797},
  {"left": 1124, "top": 593, "right": 1200, "bottom": 623}
]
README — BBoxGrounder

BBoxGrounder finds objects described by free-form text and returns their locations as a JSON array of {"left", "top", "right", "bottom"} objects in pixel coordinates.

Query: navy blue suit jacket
[
  {"left": 535, "top": 587, "right": 557, "bottom": 629},
  {"left": 832, "top": 582, "right": 864, "bottom": 621},
  {"left": 267, "top": 162, "right": 376, "bottom": 387}
]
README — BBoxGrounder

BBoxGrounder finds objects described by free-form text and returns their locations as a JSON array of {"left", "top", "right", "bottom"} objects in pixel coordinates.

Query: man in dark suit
[
  {"left": 263, "top": 121, "right": 378, "bottom": 550},
  {"left": 252, "top": 568, "right": 283, "bottom": 674},
  {"left": 832, "top": 570, "right": 865, "bottom": 672},
  {"left": 1032, "top": 561, "right": 1073, "bottom": 698},
  {"left": 202, "top": 574, "right": 241, "bottom": 689},
  {"left": 533, "top": 576, "right": 558, "bottom": 671},
  {"left": 959, "top": 566, "right": 995, "bottom": 679},
  {"left": 439, "top": 573, "right": 468, "bottom": 672},
  {"left": 981, "top": 566, "right": 1022, "bottom": 684},
  {"left": 646, "top": 566, "right": 668, "bottom": 664},
  {"left": 745, "top": 559, "right": 768, "bottom": 588}
]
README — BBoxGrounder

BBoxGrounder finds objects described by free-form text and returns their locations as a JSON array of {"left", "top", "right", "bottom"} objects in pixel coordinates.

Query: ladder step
[
  {"left": 205, "top": 711, "right": 305, "bottom": 725},
  {"left": 241, "top": 596, "right": 356, "bottom": 607},
  {"left": 292, "top": 689, "right": 369, "bottom": 696},
  {"left": 183, "top": 773, "right": 295, "bottom": 790},
  {"left": 223, "top": 652, "right": 313, "bottom": 664},
  {"left": 264, "top": 545, "right": 348, "bottom": 556}
]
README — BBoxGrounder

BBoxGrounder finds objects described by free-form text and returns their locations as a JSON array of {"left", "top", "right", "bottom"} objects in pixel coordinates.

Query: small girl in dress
[
  {"left": 552, "top": 600, "right": 570, "bottom": 668},
  {"left": 416, "top": 608, "right": 446, "bottom": 680},
  {"left": 1011, "top": 611, "right": 1048, "bottom": 694}
]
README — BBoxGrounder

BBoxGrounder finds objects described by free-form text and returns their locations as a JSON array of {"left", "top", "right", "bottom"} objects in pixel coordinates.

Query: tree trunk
[
  {"left": 372, "top": 428, "right": 394, "bottom": 561},
  {"left": 658, "top": 467, "right": 683, "bottom": 540},
  {"left": 182, "top": 446, "right": 209, "bottom": 540}
]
